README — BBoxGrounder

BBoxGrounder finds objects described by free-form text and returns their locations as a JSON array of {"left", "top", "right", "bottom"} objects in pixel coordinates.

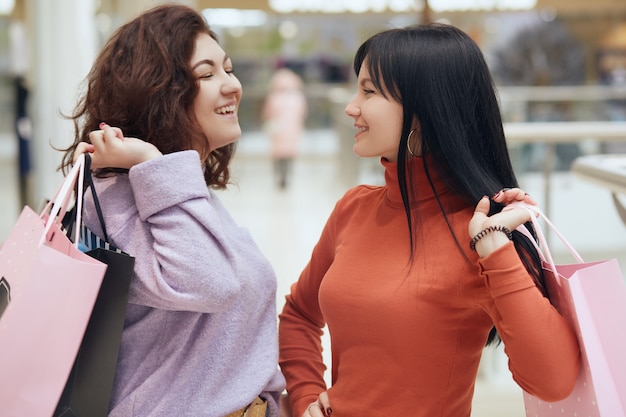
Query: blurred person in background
[
  {"left": 278, "top": 23, "right": 580, "bottom": 417},
  {"left": 60, "top": 5, "right": 285, "bottom": 416},
  {"left": 262, "top": 68, "right": 308, "bottom": 189}
]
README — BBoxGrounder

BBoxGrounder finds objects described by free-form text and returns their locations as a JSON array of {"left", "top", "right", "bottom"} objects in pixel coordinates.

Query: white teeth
[
  {"left": 215, "top": 105, "right": 236, "bottom": 114},
  {"left": 358, "top": 127, "right": 367, "bottom": 132}
]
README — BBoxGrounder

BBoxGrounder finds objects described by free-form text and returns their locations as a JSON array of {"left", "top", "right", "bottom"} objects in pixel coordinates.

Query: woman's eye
[
  {"left": 199, "top": 74, "right": 213, "bottom": 80},
  {"left": 363, "top": 88, "right": 374, "bottom": 95}
]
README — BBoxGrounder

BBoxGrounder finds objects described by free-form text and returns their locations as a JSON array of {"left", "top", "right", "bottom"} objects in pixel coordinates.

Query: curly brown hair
[{"left": 60, "top": 4, "right": 234, "bottom": 189}]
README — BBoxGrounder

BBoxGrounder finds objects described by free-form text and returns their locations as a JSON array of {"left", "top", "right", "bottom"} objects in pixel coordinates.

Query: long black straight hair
[{"left": 353, "top": 24, "right": 546, "bottom": 345}]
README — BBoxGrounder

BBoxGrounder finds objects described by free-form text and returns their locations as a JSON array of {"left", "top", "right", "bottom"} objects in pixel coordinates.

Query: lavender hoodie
[{"left": 82, "top": 151, "right": 285, "bottom": 417}]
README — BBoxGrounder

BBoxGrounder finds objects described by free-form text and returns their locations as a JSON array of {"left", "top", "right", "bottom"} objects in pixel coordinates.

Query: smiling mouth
[{"left": 215, "top": 105, "right": 236, "bottom": 114}]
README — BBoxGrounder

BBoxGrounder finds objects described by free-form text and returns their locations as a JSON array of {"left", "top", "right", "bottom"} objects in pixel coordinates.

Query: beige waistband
[{"left": 224, "top": 396, "right": 267, "bottom": 417}]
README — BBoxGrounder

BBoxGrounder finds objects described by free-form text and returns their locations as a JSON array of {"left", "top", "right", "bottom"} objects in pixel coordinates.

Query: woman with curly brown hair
[{"left": 61, "top": 5, "right": 284, "bottom": 416}]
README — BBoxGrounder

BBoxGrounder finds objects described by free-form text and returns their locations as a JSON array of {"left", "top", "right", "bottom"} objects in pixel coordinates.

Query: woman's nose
[
  {"left": 345, "top": 98, "right": 360, "bottom": 117},
  {"left": 222, "top": 75, "right": 242, "bottom": 95}
]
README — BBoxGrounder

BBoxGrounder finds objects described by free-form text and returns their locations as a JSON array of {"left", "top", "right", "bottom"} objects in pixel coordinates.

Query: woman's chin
[{"left": 352, "top": 145, "right": 372, "bottom": 159}]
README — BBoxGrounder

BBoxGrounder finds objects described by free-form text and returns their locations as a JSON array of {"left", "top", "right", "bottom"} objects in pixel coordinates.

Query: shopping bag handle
[
  {"left": 83, "top": 153, "right": 109, "bottom": 242},
  {"left": 40, "top": 153, "right": 86, "bottom": 247},
  {"left": 54, "top": 153, "right": 110, "bottom": 245},
  {"left": 505, "top": 202, "right": 584, "bottom": 275}
]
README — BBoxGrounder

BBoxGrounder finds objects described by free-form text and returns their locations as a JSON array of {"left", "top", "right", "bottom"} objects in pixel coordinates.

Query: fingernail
[
  {"left": 327, "top": 408, "right": 332, "bottom": 416},
  {"left": 492, "top": 191, "right": 501, "bottom": 199},
  {"left": 99, "top": 122, "right": 107, "bottom": 129}
]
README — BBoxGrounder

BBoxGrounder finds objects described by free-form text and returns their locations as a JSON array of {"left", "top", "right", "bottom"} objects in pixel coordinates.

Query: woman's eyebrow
[{"left": 192, "top": 55, "right": 230, "bottom": 70}]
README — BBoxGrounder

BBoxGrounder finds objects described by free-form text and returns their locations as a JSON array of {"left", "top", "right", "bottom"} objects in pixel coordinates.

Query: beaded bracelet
[{"left": 469, "top": 225, "right": 513, "bottom": 251}]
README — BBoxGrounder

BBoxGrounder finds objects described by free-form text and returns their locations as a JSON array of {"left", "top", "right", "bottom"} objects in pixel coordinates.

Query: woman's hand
[
  {"left": 74, "top": 123, "right": 162, "bottom": 169},
  {"left": 303, "top": 391, "right": 332, "bottom": 417},
  {"left": 468, "top": 188, "right": 537, "bottom": 257}
]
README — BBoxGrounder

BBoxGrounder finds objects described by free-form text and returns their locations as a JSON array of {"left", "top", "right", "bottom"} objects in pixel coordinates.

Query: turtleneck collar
[{"left": 381, "top": 156, "right": 450, "bottom": 208}]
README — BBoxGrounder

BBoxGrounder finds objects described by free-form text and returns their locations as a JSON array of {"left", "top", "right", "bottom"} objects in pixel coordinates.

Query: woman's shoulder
[
  {"left": 334, "top": 183, "right": 385, "bottom": 211},
  {"left": 342, "top": 182, "right": 384, "bottom": 198}
]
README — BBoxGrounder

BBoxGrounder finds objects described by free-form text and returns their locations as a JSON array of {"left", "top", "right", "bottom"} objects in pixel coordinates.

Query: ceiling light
[{"left": 202, "top": 9, "right": 267, "bottom": 28}]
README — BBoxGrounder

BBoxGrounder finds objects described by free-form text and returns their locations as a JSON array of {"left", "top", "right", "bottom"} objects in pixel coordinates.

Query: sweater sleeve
[
  {"left": 118, "top": 150, "right": 242, "bottom": 312},
  {"left": 478, "top": 242, "right": 581, "bottom": 401},
  {"left": 279, "top": 202, "right": 342, "bottom": 417}
]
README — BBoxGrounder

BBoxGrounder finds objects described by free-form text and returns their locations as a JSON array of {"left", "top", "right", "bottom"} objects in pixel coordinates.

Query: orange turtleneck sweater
[{"left": 278, "top": 157, "right": 580, "bottom": 417}]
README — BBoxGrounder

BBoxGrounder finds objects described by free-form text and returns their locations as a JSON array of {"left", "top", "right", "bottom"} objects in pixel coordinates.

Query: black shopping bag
[
  {"left": 54, "top": 245, "right": 133, "bottom": 417},
  {"left": 54, "top": 154, "right": 134, "bottom": 417}
]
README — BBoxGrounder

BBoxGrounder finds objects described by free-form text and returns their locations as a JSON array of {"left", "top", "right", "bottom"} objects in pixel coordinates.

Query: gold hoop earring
[{"left": 407, "top": 129, "right": 417, "bottom": 157}]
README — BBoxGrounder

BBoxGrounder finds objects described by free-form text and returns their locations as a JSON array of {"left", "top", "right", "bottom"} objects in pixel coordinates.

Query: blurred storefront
[{"left": 0, "top": 0, "right": 625, "bottom": 204}]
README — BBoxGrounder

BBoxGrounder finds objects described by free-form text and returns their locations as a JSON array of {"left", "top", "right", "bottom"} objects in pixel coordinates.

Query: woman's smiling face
[
  {"left": 190, "top": 33, "right": 243, "bottom": 154},
  {"left": 344, "top": 62, "right": 404, "bottom": 162}
]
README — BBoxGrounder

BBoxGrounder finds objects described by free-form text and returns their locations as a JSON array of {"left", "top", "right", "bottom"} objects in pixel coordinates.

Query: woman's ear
[{"left": 407, "top": 128, "right": 423, "bottom": 157}]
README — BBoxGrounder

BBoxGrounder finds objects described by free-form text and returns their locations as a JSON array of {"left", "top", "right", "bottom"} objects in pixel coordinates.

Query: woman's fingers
[
  {"left": 303, "top": 391, "right": 331, "bottom": 417},
  {"left": 490, "top": 205, "right": 533, "bottom": 230},
  {"left": 85, "top": 125, "right": 130, "bottom": 169},
  {"left": 469, "top": 196, "right": 490, "bottom": 237},
  {"left": 523, "top": 193, "right": 537, "bottom": 205},
  {"left": 99, "top": 122, "right": 124, "bottom": 139},
  {"left": 318, "top": 392, "right": 332, "bottom": 416},
  {"left": 82, "top": 124, "right": 162, "bottom": 170},
  {"left": 469, "top": 189, "right": 540, "bottom": 255},
  {"left": 305, "top": 402, "right": 324, "bottom": 417},
  {"left": 88, "top": 129, "right": 106, "bottom": 152},
  {"left": 469, "top": 194, "right": 535, "bottom": 239},
  {"left": 73, "top": 143, "right": 94, "bottom": 163},
  {"left": 473, "top": 195, "right": 490, "bottom": 215},
  {"left": 492, "top": 187, "right": 537, "bottom": 205}
]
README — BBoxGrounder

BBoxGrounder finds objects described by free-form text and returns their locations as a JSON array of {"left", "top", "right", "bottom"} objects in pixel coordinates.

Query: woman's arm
[
  {"left": 279, "top": 205, "right": 341, "bottom": 417},
  {"left": 470, "top": 188, "right": 580, "bottom": 400},
  {"left": 479, "top": 243, "right": 581, "bottom": 401}
]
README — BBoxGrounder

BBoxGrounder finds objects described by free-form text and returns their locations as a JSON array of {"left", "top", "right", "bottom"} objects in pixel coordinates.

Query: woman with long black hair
[{"left": 278, "top": 23, "right": 580, "bottom": 417}]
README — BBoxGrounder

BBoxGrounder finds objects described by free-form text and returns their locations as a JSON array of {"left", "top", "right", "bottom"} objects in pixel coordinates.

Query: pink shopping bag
[
  {"left": 0, "top": 154, "right": 107, "bottom": 417},
  {"left": 513, "top": 204, "right": 626, "bottom": 417}
]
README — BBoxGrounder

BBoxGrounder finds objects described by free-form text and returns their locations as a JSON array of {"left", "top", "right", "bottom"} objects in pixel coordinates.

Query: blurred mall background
[{"left": 1, "top": 1, "right": 626, "bottom": 416}]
